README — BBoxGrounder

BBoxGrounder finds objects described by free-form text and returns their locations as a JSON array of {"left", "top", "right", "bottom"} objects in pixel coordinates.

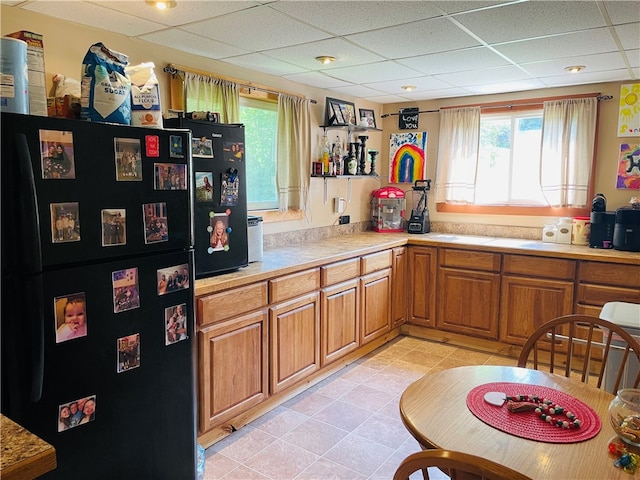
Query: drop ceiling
[{"left": 5, "top": 0, "right": 640, "bottom": 103}]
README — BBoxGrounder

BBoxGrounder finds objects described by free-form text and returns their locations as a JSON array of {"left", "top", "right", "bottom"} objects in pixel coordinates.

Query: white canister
[
  {"left": 572, "top": 217, "right": 590, "bottom": 245},
  {"left": 542, "top": 224, "right": 558, "bottom": 243},
  {"left": 0, "top": 37, "right": 29, "bottom": 114},
  {"left": 556, "top": 218, "right": 572, "bottom": 244}
]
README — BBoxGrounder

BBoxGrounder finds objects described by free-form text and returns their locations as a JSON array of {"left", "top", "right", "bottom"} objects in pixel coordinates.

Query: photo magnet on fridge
[
  {"left": 195, "top": 172, "right": 214, "bottom": 202},
  {"left": 169, "top": 134, "right": 184, "bottom": 158},
  {"left": 220, "top": 171, "right": 239, "bottom": 206},
  {"left": 156, "top": 263, "right": 190, "bottom": 295},
  {"left": 117, "top": 333, "right": 140, "bottom": 373},
  {"left": 154, "top": 163, "right": 187, "bottom": 190},
  {"left": 54, "top": 292, "right": 87, "bottom": 343},
  {"left": 208, "top": 213, "right": 230, "bottom": 253},
  {"left": 192, "top": 137, "right": 213, "bottom": 158},
  {"left": 50, "top": 202, "right": 80, "bottom": 243},
  {"left": 165, "top": 303, "right": 187, "bottom": 345},
  {"left": 114, "top": 138, "right": 142, "bottom": 181},
  {"left": 143, "top": 202, "right": 168, "bottom": 244},
  {"left": 112, "top": 267, "right": 140, "bottom": 313},
  {"left": 101, "top": 209, "right": 126, "bottom": 247},
  {"left": 40, "top": 129, "right": 76, "bottom": 179},
  {"left": 58, "top": 395, "right": 96, "bottom": 432}
]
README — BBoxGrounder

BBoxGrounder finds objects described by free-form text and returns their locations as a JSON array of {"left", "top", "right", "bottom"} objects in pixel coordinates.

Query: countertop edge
[{"left": 195, "top": 232, "right": 639, "bottom": 296}]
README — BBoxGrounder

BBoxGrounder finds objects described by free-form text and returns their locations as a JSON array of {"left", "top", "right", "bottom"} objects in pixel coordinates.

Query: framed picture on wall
[
  {"left": 325, "top": 97, "right": 356, "bottom": 126},
  {"left": 359, "top": 108, "right": 377, "bottom": 129}
]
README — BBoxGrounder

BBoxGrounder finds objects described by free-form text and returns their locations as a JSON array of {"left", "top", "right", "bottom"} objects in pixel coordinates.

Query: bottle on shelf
[
  {"left": 320, "top": 134, "right": 331, "bottom": 174},
  {"left": 332, "top": 136, "right": 343, "bottom": 175}
]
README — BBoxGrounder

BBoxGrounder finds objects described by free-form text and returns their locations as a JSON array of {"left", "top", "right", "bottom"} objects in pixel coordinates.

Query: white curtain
[
  {"left": 277, "top": 94, "right": 311, "bottom": 211},
  {"left": 434, "top": 107, "right": 481, "bottom": 203},
  {"left": 539, "top": 98, "right": 597, "bottom": 207},
  {"left": 184, "top": 72, "right": 240, "bottom": 123}
]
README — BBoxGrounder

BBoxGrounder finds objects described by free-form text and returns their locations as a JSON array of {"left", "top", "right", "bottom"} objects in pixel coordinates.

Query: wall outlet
[
  {"left": 334, "top": 197, "right": 345, "bottom": 213},
  {"left": 339, "top": 215, "right": 350, "bottom": 225}
]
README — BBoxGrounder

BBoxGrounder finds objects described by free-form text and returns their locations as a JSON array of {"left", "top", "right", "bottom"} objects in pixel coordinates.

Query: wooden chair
[
  {"left": 393, "top": 449, "right": 533, "bottom": 480},
  {"left": 517, "top": 314, "right": 640, "bottom": 394}
]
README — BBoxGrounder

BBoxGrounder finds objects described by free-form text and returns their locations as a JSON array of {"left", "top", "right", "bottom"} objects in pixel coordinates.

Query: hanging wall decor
[
  {"left": 399, "top": 107, "right": 419, "bottom": 130},
  {"left": 617, "top": 143, "right": 640, "bottom": 189},
  {"left": 389, "top": 131, "right": 427, "bottom": 184},
  {"left": 617, "top": 83, "right": 640, "bottom": 137}
]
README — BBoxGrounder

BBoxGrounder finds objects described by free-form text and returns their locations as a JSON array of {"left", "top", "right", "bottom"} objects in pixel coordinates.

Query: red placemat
[{"left": 466, "top": 382, "right": 601, "bottom": 443}]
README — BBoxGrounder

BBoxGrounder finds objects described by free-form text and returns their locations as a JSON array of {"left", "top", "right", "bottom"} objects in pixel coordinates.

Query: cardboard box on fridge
[
  {"left": 47, "top": 95, "right": 80, "bottom": 119},
  {"left": 4, "top": 30, "right": 47, "bottom": 116}
]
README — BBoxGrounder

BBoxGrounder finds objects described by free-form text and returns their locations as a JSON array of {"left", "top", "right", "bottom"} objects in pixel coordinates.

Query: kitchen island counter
[
  {"left": 195, "top": 231, "right": 639, "bottom": 296},
  {"left": 1, "top": 414, "right": 56, "bottom": 480}
]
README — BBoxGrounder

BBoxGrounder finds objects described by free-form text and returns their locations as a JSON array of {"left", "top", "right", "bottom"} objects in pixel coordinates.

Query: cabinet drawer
[
  {"left": 578, "top": 261, "right": 640, "bottom": 287},
  {"left": 197, "top": 281, "right": 268, "bottom": 326},
  {"left": 360, "top": 250, "right": 392, "bottom": 275},
  {"left": 440, "top": 248, "right": 501, "bottom": 272},
  {"left": 269, "top": 268, "right": 320, "bottom": 303},
  {"left": 576, "top": 284, "right": 640, "bottom": 307},
  {"left": 321, "top": 258, "right": 360, "bottom": 287},
  {"left": 503, "top": 254, "right": 575, "bottom": 280}
]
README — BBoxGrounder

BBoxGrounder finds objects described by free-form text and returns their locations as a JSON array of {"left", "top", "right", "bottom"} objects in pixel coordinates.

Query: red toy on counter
[{"left": 371, "top": 186, "right": 406, "bottom": 232}]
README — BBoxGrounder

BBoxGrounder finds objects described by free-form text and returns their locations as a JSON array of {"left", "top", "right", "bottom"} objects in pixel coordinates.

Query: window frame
[{"left": 436, "top": 93, "right": 598, "bottom": 217}]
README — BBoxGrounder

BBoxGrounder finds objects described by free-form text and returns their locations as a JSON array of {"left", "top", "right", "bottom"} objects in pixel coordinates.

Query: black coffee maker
[{"left": 589, "top": 193, "right": 615, "bottom": 249}]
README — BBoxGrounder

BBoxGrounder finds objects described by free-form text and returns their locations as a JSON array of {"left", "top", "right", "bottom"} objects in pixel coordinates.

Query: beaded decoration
[{"left": 505, "top": 394, "right": 582, "bottom": 429}]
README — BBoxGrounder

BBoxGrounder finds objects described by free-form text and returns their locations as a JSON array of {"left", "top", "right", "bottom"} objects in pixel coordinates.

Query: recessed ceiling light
[
  {"left": 315, "top": 56, "right": 336, "bottom": 65},
  {"left": 146, "top": 1, "right": 176, "bottom": 9},
  {"left": 401, "top": 85, "right": 417, "bottom": 92},
  {"left": 564, "top": 65, "right": 585, "bottom": 73}
]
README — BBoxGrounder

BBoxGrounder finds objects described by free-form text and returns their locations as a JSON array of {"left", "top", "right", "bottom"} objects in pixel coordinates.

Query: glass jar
[{"left": 609, "top": 389, "right": 640, "bottom": 447}]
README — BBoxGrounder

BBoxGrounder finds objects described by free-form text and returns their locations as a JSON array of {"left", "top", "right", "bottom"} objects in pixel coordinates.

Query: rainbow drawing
[{"left": 389, "top": 132, "right": 427, "bottom": 183}]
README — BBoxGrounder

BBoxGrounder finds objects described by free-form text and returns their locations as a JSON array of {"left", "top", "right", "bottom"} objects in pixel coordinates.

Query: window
[
  {"left": 239, "top": 97, "right": 278, "bottom": 211},
  {"left": 475, "top": 110, "right": 546, "bottom": 206}
]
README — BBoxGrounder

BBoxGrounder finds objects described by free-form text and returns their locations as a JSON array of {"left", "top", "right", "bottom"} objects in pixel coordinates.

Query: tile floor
[{"left": 202, "top": 336, "right": 518, "bottom": 480}]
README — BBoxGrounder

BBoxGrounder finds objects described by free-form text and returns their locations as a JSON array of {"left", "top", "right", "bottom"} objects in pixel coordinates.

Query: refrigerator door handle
[
  {"left": 27, "top": 274, "right": 45, "bottom": 402},
  {"left": 16, "top": 133, "right": 43, "bottom": 273}
]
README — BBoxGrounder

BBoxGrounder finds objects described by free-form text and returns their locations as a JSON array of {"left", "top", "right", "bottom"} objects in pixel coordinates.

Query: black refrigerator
[
  {"left": 1, "top": 112, "right": 197, "bottom": 479},
  {"left": 165, "top": 117, "right": 248, "bottom": 278}
]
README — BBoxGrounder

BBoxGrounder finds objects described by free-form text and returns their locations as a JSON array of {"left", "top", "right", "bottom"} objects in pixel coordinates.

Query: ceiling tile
[
  {"left": 324, "top": 61, "right": 423, "bottom": 84},
  {"left": 541, "top": 68, "right": 634, "bottom": 87},
  {"left": 521, "top": 51, "right": 629, "bottom": 78},
  {"left": 434, "top": 65, "right": 535, "bottom": 87},
  {"left": 178, "top": 5, "right": 330, "bottom": 51},
  {"left": 282, "top": 72, "right": 352, "bottom": 90},
  {"left": 139, "top": 29, "right": 249, "bottom": 59},
  {"left": 492, "top": 28, "right": 619, "bottom": 63},
  {"left": 464, "top": 78, "right": 548, "bottom": 95},
  {"left": 222, "top": 53, "right": 308, "bottom": 76},
  {"left": 615, "top": 23, "right": 640, "bottom": 51},
  {"left": 602, "top": 1, "right": 640, "bottom": 25},
  {"left": 326, "top": 84, "right": 388, "bottom": 98},
  {"left": 270, "top": 1, "right": 443, "bottom": 36},
  {"left": 263, "top": 38, "right": 386, "bottom": 70},
  {"left": 397, "top": 46, "right": 511, "bottom": 75},
  {"left": 454, "top": 1, "right": 606, "bottom": 44},
  {"left": 21, "top": 1, "right": 165, "bottom": 36},
  {"left": 364, "top": 76, "right": 454, "bottom": 94}
]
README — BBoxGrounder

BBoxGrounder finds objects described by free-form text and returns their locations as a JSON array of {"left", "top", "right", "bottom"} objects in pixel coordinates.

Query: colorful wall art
[
  {"left": 389, "top": 132, "right": 427, "bottom": 183},
  {"left": 617, "top": 83, "right": 640, "bottom": 137},
  {"left": 617, "top": 143, "right": 640, "bottom": 189}
]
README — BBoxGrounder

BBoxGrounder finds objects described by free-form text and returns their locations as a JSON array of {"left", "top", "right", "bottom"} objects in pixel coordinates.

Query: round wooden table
[{"left": 399, "top": 365, "right": 630, "bottom": 480}]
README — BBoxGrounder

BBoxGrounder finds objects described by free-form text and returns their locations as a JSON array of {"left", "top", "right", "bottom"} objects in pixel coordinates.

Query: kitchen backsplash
[{"left": 263, "top": 221, "right": 542, "bottom": 248}]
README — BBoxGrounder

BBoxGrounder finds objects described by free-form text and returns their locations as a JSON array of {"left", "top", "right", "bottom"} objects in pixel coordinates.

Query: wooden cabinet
[
  {"left": 575, "top": 261, "right": 640, "bottom": 316},
  {"left": 270, "top": 291, "right": 321, "bottom": 394},
  {"left": 407, "top": 246, "right": 437, "bottom": 327},
  {"left": 436, "top": 249, "right": 501, "bottom": 339},
  {"left": 391, "top": 247, "right": 408, "bottom": 328},
  {"left": 499, "top": 255, "right": 575, "bottom": 345},
  {"left": 359, "top": 250, "right": 392, "bottom": 345},
  {"left": 320, "top": 258, "right": 360, "bottom": 367},
  {"left": 198, "top": 311, "right": 268, "bottom": 433}
]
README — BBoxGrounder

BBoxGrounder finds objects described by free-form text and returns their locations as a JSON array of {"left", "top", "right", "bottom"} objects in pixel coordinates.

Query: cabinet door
[
  {"left": 499, "top": 276, "right": 574, "bottom": 345},
  {"left": 270, "top": 292, "right": 320, "bottom": 394},
  {"left": 198, "top": 311, "right": 268, "bottom": 433},
  {"left": 391, "top": 247, "right": 408, "bottom": 328},
  {"left": 321, "top": 279, "right": 359, "bottom": 367},
  {"left": 408, "top": 247, "right": 437, "bottom": 327},
  {"left": 436, "top": 268, "right": 501, "bottom": 339},
  {"left": 360, "top": 268, "right": 391, "bottom": 344}
]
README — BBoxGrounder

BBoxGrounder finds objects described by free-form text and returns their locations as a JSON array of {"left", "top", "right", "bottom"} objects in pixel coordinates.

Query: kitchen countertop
[
  {"left": 195, "top": 231, "right": 640, "bottom": 296},
  {"left": 1, "top": 414, "right": 56, "bottom": 480}
]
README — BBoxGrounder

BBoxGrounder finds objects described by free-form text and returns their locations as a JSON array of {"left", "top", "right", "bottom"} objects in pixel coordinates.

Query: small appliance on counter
[
  {"left": 407, "top": 179, "right": 431, "bottom": 234},
  {"left": 371, "top": 187, "right": 405, "bottom": 232},
  {"left": 247, "top": 216, "right": 263, "bottom": 262},
  {"left": 589, "top": 193, "right": 615, "bottom": 249},
  {"left": 613, "top": 206, "right": 640, "bottom": 252}
]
